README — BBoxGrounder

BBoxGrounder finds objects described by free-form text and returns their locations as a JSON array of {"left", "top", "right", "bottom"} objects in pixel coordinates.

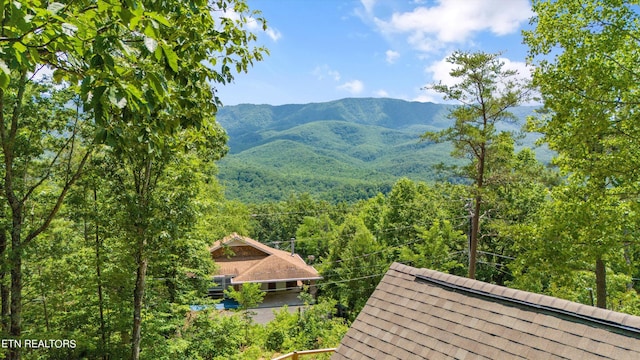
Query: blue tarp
[{"left": 190, "top": 298, "right": 239, "bottom": 311}]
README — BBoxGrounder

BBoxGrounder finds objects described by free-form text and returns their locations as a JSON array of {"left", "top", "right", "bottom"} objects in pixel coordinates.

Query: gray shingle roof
[{"left": 333, "top": 262, "right": 640, "bottom": 359}]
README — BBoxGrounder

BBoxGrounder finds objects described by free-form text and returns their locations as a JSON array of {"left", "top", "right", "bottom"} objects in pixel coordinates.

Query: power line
[{"left": 477, "top": 250, "right": 516, "bottom": 260}]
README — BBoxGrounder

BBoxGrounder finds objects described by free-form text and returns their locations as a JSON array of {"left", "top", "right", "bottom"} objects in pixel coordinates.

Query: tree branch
[{"left": 24, "top": 149, "right": 92, "bottom": 245}]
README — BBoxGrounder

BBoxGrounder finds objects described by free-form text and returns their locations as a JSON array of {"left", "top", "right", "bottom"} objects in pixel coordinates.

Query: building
[
  {"left": 209, "top": 233, "right": 321, "bottom": 301},
  {"left": 333, "top": 262, "right": 640, "bottom": 359}
]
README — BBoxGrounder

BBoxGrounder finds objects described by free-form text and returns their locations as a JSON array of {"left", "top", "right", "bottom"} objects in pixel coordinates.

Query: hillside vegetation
[{"left": 216, "top": 98, "right": 547, "bottom": 202}]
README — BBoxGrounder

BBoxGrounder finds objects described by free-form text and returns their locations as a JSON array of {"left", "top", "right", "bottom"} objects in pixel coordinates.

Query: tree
[
  {"left": 320, "top": 215, "right": 385, "bottom": 319},
  {"left": 524, "top": 0, "right": 640, "bottom": 308},
  {"left": 264, "top": 297, "right": 348, "bottom": 353},
  {"left": 295, "top": 214, "right": 335, "bottom": 261},
  {"left": 422, "top": 51, "right": 532, "bottom": 279},
  {"left": 398, "top": 219, "right": 466, "bottom": 274},
  {"left": 1, "top": 1, "right": 268, "bottom": 358},
  {"left": 509, "top": 182, "right": 640, "bottom": 312},
  {"left": 0, "top": 82, "right": 90, "bottom": 360},
  {"left": 474, "top": 137, "right": 559, "bottom": 284},
  {"left": 225, "top": 282, "right": 265, "bottom": 347}
]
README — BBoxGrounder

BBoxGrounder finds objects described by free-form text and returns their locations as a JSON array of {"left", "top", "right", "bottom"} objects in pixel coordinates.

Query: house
[
  {"left": 333, "top": 262, "right": 640, "bottom": 359},
  {"left": 209, "top": 233, "right": 321, "bottom": 300}
]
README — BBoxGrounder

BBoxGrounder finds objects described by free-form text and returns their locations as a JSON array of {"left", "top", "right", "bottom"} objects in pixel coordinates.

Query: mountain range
[{"left": 215, "top": 98, "right": 549, "bottom": 203}]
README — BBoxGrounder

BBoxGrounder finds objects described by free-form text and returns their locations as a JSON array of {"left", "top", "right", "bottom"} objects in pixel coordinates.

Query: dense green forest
[
  {"left": 215, "top": 98, "right": 553, "bottom": 202},
  {"left": 1, "top": 0, "right": 640, "bottom": 359}
]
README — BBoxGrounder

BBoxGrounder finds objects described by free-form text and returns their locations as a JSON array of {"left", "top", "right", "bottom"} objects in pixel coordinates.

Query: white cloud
[
  {"left": 265, "top": 28, "right": 282, "bottom": 42},
  {"left": 499, "top": 57, "right": 532, "bottom": 81},
  {"left": 426, "top": 54, "right": 531, "bottom": 86},
  {"left": 246, "top": 19, "right": 282, "bottom": 42},
  {"left": 374, "top": 0, "right": 532, "bottom": 52},
  {"left": 338, "top": 80, "right": 364, "bottom": 94},
  {"left": 425, "top": 56, "right": 457, "bottom": 86},
  {"left": 375, "top": 89, "right": 389, "bottom": 97},
  {"left": 223, "top": 9, "right": 282, "bottom": 42},
  {"left": 312, "top": 65, "right": 341, "bottom": 81},
  {"left": 422, "top": 54, "right": 534, "bottom": 103},
  {"left": 412, "top": 92, "right": 440, "bottom": 103},
  {"left": 385, "top": 50, "right": 400, "bottom": 64},
  {"left": 361, "top": 0, "right": 376, "bottom": 14}
]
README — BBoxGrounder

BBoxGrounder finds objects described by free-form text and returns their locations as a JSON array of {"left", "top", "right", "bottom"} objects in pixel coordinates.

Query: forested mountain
[{"left": 216, "top": 98, "right": 547, "bottom": 202}]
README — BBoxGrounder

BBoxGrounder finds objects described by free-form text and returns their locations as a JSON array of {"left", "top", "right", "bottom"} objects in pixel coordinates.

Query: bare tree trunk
[
  {"left": 469, "top": 196, "right": 481, "bottom": 279},
  {"left": 469, "top": 144, "right": 486, "bottom": 280}
]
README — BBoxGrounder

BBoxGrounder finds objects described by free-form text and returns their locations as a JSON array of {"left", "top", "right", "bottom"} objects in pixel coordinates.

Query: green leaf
[
  {"left": 52, "top": 70, "right": 65, "bottom": 83},
  {"left": 153, "top": 46, "right": 163, "bottom": 61},
  {"left": 0, "top": 72, "right": 9, "bottom": 89},
  {"left": 143, "top": 23, "right": 157, "bottom": 39},
  {"left": 12, "top": 41, "right": 27, "bottom": 53},
  {"left": 161, "top": 44, "right": 179, "bottom": 72},
  {"left": 94, "top": 128, "right": 107, "bottom": 143},
  {"left": 144, "top": 11, "right": 172, "bottom": 27},
  {"left": 90, "top": 54, "right": 104, "bottom": 68},
  {"left": 147, "top": 72, "right": 165, "bottom": 98}
]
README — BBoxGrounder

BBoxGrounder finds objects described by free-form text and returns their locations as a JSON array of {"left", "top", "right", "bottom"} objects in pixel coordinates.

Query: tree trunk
[
  {"left": 595, "top": 258, "right": 606, "bottom": 309},
  {"left": 37, "top": 267, "right": 50, "bottom": 332},
  {"left": 131, "top": 240, "right": 148, "bottom": 360},
  {"left": 131, "top": 159, "right": 152, "bottom": 360},
  {"left": 0, "top": 229, "right": 8, "bottom": 331},
  {"left": 469, "top": 144, "right": 486, "bottom": 280},
  {"left": 468, "top": 196, "right": 481, "bottom": 279},
  {"left": 9, "top": 224, "right": 22, "bottom": 360},
  {"left": 93, "top": 186, "right": 108, "bottom": 359}
]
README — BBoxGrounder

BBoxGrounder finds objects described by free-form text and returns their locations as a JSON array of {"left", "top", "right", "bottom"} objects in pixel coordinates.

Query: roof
[
  {"left": 333, "top": 262, "right": 640, "bottom": 360},
  {"left": 210, "top": 233, "right": 321, "bottom": 283}
]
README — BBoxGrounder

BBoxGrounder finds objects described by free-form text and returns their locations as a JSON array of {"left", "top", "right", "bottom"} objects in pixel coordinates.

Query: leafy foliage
[
  {"left": 524, "top": 0, "right": 640, "bottom": 309},
  {"left": 422, "top": 51, "right": 534, "bottom": 279}
]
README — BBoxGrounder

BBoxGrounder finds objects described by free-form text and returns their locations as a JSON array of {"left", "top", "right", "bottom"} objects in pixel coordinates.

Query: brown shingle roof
[
  {"left": 333, "top": 262, "right": 640, "bottom": 359},
  {"left": 210, "top": 233, "right": 321, "bottom": 283}
]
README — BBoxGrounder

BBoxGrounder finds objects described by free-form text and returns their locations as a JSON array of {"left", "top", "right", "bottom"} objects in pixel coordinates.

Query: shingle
[
  {"left": 454, "top": 347, "right": 469, "bottom": 359},
  {"left": 471, "top": 342, "right": 501, "bottom": 359},
  {"left": 608, "top": 345, "right": 640, "bottom": 360},
  {"left": 621, "top": 314, "right": 640, "bottom": 329},
  {"left": 582, "top": 326, "right": 616, "bottom": 343},
  {"left": 332, "top": 263, "right": 640, "bottom": 360},
  {"left": 599, "top": 329, "right": 640, "bottom": 350},
  {"left": 556, "top": 318, "right": 588, "bottom": 337}
]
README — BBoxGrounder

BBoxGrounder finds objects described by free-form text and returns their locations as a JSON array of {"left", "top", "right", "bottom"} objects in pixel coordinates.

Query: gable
[
  {"left": 211, "top": 233, "right": 321, "bottom": 283},
  {"left": 333, "top": 262, "right": 640, "bottom": 359},
  {"left": 211, "top": 245, "right": 268, "bottom": 259}
]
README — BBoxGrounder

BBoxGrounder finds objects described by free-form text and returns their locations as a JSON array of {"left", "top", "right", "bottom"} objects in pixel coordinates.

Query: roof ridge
[
  {"left": 238, "top": 255, "right": 271, "bottom": 279},
  {"left": 390, "top": 262, "right": 640, "bottom": 334}
]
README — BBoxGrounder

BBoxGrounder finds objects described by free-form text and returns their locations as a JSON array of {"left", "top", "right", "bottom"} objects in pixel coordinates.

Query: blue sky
[{"left": 217, "top": 0, "right": 533, "bottom": 106}]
